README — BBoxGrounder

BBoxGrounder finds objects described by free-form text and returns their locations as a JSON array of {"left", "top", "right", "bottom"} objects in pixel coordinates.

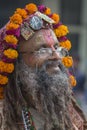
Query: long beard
[
  {"left": 15, "top": 59, "right": 73, "bottom": 130},
  {"left": 17, "top": 59, "right": 70, "bottom": 105},
  {"left": 4, "top": 58, "right": 74, "bottom": 130}
]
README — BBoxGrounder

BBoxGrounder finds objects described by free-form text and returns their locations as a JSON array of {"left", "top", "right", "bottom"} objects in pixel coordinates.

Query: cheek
[
  {"left": 23, "top": 55, "right": 48, "bottom": 68},
  {"left": 22, "top": 54, "right": 36, "bottom": 67},
  {"left": 29, "top": 55, "right": 48, "bottom": 67}
]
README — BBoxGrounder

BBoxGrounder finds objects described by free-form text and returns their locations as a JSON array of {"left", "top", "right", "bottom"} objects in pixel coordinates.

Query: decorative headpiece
[{"left": 0, "top": 3, "right": 76, "bottom": 89}]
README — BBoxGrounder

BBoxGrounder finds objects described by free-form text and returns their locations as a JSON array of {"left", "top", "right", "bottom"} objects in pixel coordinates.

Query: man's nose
[
  {"left": 48, "top": 50, "right": 61, "bottom": 60},
  {"left": 48, "top": 45, "right": 61, "bottom": 60}
]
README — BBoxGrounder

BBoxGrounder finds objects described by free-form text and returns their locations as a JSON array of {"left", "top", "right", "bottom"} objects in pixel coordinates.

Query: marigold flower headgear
[{"left": 0, "top": 3, "right": 76, "bottom": 87}]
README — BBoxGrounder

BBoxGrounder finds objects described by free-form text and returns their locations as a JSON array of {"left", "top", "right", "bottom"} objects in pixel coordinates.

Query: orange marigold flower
[
  {"left": 10, "top": 14, "right": 23, "bottom": 24},
  {"left": 0, "top": 61, "right": 7, "bottom": 72},
  {"left": 54, "top": 25, "right": 69, "bottom": 37},
  {"left": 6, "top": 22, "right": 19, "bottom": 30},
  {"left": 0, "top": 61, "right": 14, "bottom": 73},
  {"left": 25, "top": 3, "right": 37, "bottom": 14},
  {"left": 62, "top": 56, "right": 73, "bottom": 68},
  {"left": 6, "top": 63, "right": 14, "bottom": 73},
  {"left": 51, "top": 13, "right": 60, "bottom": 23},
  {"left": 15, "top": 8, "right": 28, "bottom": 19},
  {"left": 0, "top": 74, "right": 8, "bottom": 85},
  {"left": 4, "top": 35, "right": 18, "bottom": 44},
  {"left": 59, "top": 40, "right": 71, "bottom": 50},
  {"left": 44, "top": 7, "right": 51, "bottom": 15},
  {"left": 4, "top": 49, "right": 18, "bottom": 59},
  {"left": 69, "top": 75, "right": 77, "bottom": 87}
]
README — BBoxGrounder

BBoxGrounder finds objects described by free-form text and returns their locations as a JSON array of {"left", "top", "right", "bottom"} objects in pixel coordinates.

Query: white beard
[
  {"left": 15, "top": 59, "right": 73, "bottom": 130},
  {"left": 3, "top": 58, "right": 74, "bottom": 130}
]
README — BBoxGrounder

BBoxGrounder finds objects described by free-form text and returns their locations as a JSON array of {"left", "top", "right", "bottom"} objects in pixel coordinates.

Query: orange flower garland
[
  {"left": 25, "top": 3, "right": 38, "bottom": 14},
  {"left": 59, "top": 39, "right": 71, "bottom": 50},
  {"left": 10, "top": 13, "right": 23, "bottom": 24},
  {"left": 44, "top": 7, "right": 51, "bottom": 15},
  {"left": 4, "top": 49, "right": 18, "bottom": 59},
  {"left": 0, "top": 61, "right": 14, "bottom": 73},
  {"left": 51, "top": 13, "right": 60, "bottom": 23},
  {"left": 15, "top": 8, "right": 28, "bottom": 19},
  {"left": 0, "top": 75, "right": 8, "bottom": 85},
  {"left": 69, "top": 75, "right": 77, "bottom": 87},
  {"left": 62, "top": 56, "right": 73, "bottom": 68},
  {"left": 4, "top": 35, "right": 18, "bottom": 45},
  {"left": 6, "top": 23, "right": 19, "bottom": 30},
  {"left": 54, "top": 25, "right": 69, "bottom": 37}
]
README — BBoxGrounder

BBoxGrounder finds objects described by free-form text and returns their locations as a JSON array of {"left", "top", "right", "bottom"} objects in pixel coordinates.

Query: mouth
[{"left": 45, "top": 61, "right": 62, "bottom": 74}]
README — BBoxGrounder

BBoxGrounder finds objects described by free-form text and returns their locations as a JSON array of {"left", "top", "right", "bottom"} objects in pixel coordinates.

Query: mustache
[
  {"left": 36, "top": 59, "right": 67, "bottom": 74},
  {"left": 45, "top": 60, "right": 62, "bottom": 68}
]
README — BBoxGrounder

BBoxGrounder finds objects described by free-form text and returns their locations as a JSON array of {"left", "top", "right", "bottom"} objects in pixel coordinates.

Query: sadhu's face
[{"left": 19, "top": 29, "right": 64, "bottom": 74}]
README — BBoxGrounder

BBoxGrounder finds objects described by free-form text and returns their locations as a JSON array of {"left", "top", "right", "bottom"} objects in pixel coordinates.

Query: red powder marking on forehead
[{"left": 42, "top": 29, "right": 56, "bottom": 46}]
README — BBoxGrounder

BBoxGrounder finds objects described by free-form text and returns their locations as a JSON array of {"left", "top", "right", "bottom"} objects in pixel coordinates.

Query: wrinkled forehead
[{"left": 19, "top": 28, "right": 59, "bottom": 52}]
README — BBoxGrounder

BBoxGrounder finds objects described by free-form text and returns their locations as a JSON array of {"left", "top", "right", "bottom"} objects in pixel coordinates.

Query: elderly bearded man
[{"left": 0, "top": 3, "right": 86, "bottom": 130}]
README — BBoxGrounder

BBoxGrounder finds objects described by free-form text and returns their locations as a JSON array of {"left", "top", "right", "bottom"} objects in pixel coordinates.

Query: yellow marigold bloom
[
  {"left": 25, "top": 3, "right": 37, "bottom": 14},
  {"left": 4, "top": 35, "right": 18, "bottom": 45},
  {"left": 4, "top": 49, "right": 18, "bottom": 59},
  {"left": 59, "top": 40, "right": 71, "bottom": 50},
  {"left": 69, "top": 75, "right": 77, "bottom": 87},
  {"left": 0, "top": 74, "right": 8, "bottom": 85},
  {"left": 54, "top": 25, "right": 69, "bottom": 37},
  {"left": 6, "top": 22, "right": 19, "bottom": 30},
  {"left": 62, "top": 56, "right": 73, "bottom": 68},
  {"left": 51, "top": 13, "right": 60, "bottom": 23},
  {"left": 0, "top": 61, "right": 14, "bottom": 73},
  {"left": 0, "top": 61, "right": 7, "bottom": 72},
  {"left": 7, "top": 63, "right": 14, "bottom": 73},
  {"left": 44, "top": 7, "right": 51, "bottom": 15},
  {"left": 15, "top": 8, "right": 28, "bottom": 19},
  {"left": 10, "top": 14, "right": 23, "bottom": 24}
]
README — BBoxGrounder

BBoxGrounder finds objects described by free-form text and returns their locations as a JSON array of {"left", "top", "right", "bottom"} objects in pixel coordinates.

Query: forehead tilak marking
[{"left": 42, "top": 29, "right": 58, "bottom": 47}]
